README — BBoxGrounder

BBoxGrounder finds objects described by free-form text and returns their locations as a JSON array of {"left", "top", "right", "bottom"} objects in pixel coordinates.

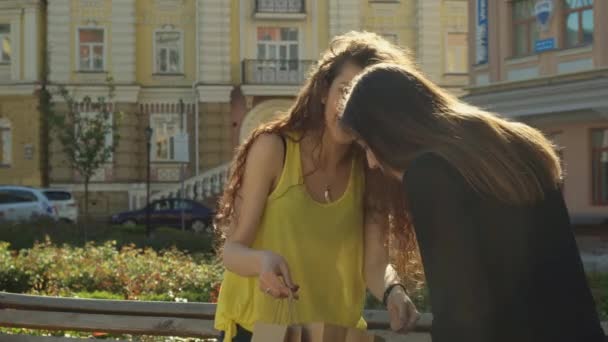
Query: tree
[{"left": 47, "top": 76, "right": 122, "bottom": 239}]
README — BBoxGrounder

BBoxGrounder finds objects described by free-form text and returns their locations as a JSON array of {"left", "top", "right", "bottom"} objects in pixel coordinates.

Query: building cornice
[
  {"left": 241, "top": 85, "right": 300, "bottom": 97},
  {"left": 465, "top": 74, "right": 608, "bottom": 118},
  {"left": 49, "top": 85, "right": 141, "bottom": 103}
]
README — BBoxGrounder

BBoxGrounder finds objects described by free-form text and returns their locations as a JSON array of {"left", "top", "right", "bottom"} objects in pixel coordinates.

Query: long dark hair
[
  {"left": 340, "top": 63, "right": 562, "bottom": 204},
  {"left": 216, "top": 33, "right": 422, "bottom": 281}
]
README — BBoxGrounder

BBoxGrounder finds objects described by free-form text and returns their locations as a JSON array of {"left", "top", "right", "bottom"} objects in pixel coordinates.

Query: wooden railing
[
  {"left": 0, "top": 292, "right": 432, "bottom": 341},
  {"left": 242, "top": 59, "right": 314, "bottom": 85},
  {"left": 1, "top": 292, "right": 606, "bottom": 341}
]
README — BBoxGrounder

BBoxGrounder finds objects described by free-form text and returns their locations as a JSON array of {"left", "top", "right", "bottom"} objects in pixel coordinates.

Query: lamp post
[
  {"left": 179, "top": 99, "right": 186, "bottom": 231},
  {"left": 145, "top": 126, "right": 153, "bottom": 238}
]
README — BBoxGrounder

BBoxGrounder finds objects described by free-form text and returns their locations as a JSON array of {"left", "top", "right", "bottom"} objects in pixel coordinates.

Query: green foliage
[
  {"left": 45, "top": 75, "right": 123, "bottom": 224},
  {"left": 0, "top": 240, "right": 223, "bottom": 303},
  {"left": 588, "top": 272, "right": 608, "bottom": 320},
  {"left": 47, "top": 76, "right": 122, "bottom": 184},
  {"left": 0, "top": 221, "right": 215, "bottom": 253}
]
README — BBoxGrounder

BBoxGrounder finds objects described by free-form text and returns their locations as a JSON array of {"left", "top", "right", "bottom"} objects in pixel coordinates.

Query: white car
[
  {"left": 0, "top": 186, "right": 57, "bottom": 222},
  {"left": 41, "top": 189, "right": 78, "bottom": 223}
]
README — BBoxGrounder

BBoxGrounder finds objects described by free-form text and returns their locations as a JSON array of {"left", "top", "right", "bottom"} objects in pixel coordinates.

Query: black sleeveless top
[{"left": 404, "top": 153, "right": 604, "bottom": 342}]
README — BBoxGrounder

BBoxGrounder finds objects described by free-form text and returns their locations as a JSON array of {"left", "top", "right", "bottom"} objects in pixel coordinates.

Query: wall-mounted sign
[
  {"left": 173, "top": 132, "right": 189, "bottom": 163},
  {"left": 535, "top": 0, "right": 554, "bottom": 31},
  {"left": 475, "top": 0, "right": 489, "bottom": 64},
  {"left": 23, "top": 144, "right": 34, "bottom": 160},
  {"left": 535, "top": 38, "right": 556, "bottom": 52}
]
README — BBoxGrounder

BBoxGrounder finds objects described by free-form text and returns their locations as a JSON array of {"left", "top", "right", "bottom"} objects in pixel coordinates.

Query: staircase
[{"left": 151, "top": 163, "right": 230, "bottom": 206}]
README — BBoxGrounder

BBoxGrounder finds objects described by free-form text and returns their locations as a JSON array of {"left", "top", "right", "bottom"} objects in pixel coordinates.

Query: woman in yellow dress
[{"left": 214, "top": 32, "right": 420, "bottom": 342}]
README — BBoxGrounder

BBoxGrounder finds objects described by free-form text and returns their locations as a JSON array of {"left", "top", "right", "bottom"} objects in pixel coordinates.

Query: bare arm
[
  {"left": 364, "top": 211, "right": 399, "bottom": 300},
  {"left": 364, "top": 199, "right": 418, "bottom": 332},
  {"left": 221, "top": 134, "right": 296, "bottom": 297}
]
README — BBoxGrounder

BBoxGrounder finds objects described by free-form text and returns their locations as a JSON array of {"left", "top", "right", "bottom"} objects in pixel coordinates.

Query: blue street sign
[{"left": 535, "top": 38, "right": 556, "bottom": 53}]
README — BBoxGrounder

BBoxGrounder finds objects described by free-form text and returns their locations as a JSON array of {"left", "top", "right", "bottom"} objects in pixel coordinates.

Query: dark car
[{"left": 111, "top": 198, "right": 214, "bottom": 233}]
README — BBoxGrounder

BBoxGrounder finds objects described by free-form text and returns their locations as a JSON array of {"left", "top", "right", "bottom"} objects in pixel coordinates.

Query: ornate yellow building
[
  {"left": 0, "top": 0, "right": 46, "bottom": 187},
  {"left": 40, "top": 0, "right": 468, "bottom": 217}
]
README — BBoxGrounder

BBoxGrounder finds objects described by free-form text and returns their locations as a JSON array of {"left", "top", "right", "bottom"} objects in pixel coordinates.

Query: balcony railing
[
  {"left": 242, "top": 59, "right": 314, "bottom": 85},
  {"left": 255, "top": 0, "right": 304, "bottom": 13}
]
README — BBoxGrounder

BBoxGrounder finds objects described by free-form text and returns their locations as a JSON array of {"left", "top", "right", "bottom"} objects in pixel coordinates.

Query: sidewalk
[{"left": 577, "top": 235, "right": 608, "bottom": 273}]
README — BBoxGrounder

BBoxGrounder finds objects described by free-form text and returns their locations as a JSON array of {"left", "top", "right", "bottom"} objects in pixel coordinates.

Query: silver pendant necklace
[{"left": 324, "top": 185, "right": 332, "bottom": 203}]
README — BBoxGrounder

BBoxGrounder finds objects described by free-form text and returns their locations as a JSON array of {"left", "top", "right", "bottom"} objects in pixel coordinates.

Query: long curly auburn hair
[{"left": 215, "top": 31, "right": 423, "bottom": 283}]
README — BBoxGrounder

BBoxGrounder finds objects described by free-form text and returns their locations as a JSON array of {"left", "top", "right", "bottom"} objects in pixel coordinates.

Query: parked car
[
  {"left": 41, "top": 189, "right": 78, "bottom": 223},
  {"left": 0, "top": 186, "right": 57, "bottom": 222},
  {"left": 110, "top": 198, "right": 214, "bottom": 233}
]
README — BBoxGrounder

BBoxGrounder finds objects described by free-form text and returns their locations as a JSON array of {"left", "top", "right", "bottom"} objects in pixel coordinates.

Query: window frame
[
  {"left": 153, "top": 28, "right": 184, "bottom": 75},
  {"left": 256, "top": 27, "right": 300, "bottom": 61},
  {"left": 590, "top": 127, "right": 608, "bottom": 206},
  {"left": 76, "top": 26, "right": 106, "bottom": 72},
  {"left": 563, "top": 0, "right": 594, "bottom": 48},
  {"left": 150, "top": 112, "right": 187, "bottom": 162},
  {"left": 0, "top": 120, "right": 11, "bottom": 167},
  {"left": 0, "top": 23, "right": 11, "bottom": 64},
  {"left": 444, "top": 31, "right": 468, "bottom": 75},
  {"left": 511, "top": 0, "right": 538, "bottom": 57}
]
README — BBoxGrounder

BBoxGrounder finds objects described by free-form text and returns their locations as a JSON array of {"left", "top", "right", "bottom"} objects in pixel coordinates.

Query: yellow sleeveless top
[{"left": 214, "top": 135, "right": 367, "bottom": 341}]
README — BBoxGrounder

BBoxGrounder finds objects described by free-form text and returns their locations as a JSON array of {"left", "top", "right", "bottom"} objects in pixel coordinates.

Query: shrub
[
  {"left": 0, "top": 222, "right": 215, "bottom": 253},
  {"left": 0, "top": 239, "right": 223, "bottom": 303},
  {"left": 588, "top": 272, "right": 608, "bottom": 320}
]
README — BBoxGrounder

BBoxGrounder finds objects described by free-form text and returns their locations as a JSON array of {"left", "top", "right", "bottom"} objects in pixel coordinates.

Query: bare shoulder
[{"left": 245, "top": 133, "right": 285, "bottom": 180}]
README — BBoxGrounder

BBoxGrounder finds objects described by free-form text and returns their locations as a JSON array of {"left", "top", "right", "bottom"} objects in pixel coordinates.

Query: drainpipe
[
  {"left": 193, "top": 0, "right": 200, "bottom": 176},
  {"left": 193, "top": 82, "right": 200, "bottom": 176}
]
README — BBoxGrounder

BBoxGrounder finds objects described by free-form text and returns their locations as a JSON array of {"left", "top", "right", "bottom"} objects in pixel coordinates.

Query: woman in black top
[{"left": 339, "top": 63, "right": 605, "bottom": 342}]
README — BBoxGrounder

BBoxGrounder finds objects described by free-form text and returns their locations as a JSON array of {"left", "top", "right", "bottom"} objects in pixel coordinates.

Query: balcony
[
  {"left": 242, "top": 59, "right": 313, "bottom": 86},
  {"left": 254, "top": 0, "right": 306, "bottom": 19}
]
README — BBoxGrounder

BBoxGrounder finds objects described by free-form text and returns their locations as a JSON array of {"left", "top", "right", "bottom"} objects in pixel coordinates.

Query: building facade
[
  {"left": 0, "top": 0, "right": 45, "bottom": 188},
  {"left": 43, "top": 0, "right": 469, "bottom": 218},
  {"left": 46, "top": 0, "right": 233, "bottom": 216},
  {"left": 235, "top": 0, "right": 470, "bottom": 148},
  {"left": 465, "top": 0, "right": 608, "bottom": 224}
]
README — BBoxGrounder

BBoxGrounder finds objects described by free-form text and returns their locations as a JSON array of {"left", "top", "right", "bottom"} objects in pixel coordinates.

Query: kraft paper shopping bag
[{"left": 302, "top": 322, "right": 385, "bottom": 342}]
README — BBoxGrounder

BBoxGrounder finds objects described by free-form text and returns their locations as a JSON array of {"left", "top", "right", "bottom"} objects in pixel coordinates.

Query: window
[
  {"left": 257, "top": 27, "right": 299, "bottom": 61},
  {"left": 445, "top": 32, "right": 468, "bottom": 74},
  {"left": 512, "top": 0, "right": 539, "bottom": 56},
  {"left": 564, "top": 0, "right": 593, "bottom": 48},
  {"left": 151, "top": 199, "right": 172, "bottom": 211},
  {"left": 155, "top": 30, "right": 182, "bottom": 74},
  {"left": 77, "top": 112, "right": 113, "bottom": 160},
  {"left": 43, "top": 191, "right": 72, "bottom": 201},
  {"left": 256, "top": 0, "right": 305, "bottom": 13},
  {"left": 0, "top": 191, "right": 19, "bottom": 204},
  {"left": 174, "top": 199, "right": 193, "bottom": 210},
  {"left": 0, "top": 190, "right": 37, "bottom": 203},
  {"left": 78, "top": 28, "right": 104, "bottom": 71},
  {"left": 0, "top": 119, "right": 11, "bottom": 166},
  {"left": 0, "top": 24, "right": 10, "bottom": 64},
  {"left": 255, "top": 27, "right": 300, "bottom": 83},
  {"left": 150, "top": 113, "right": 185, "bottom": 162},
  {"left": 591, "top": 128, "right": 608, "bottom": 205}
]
